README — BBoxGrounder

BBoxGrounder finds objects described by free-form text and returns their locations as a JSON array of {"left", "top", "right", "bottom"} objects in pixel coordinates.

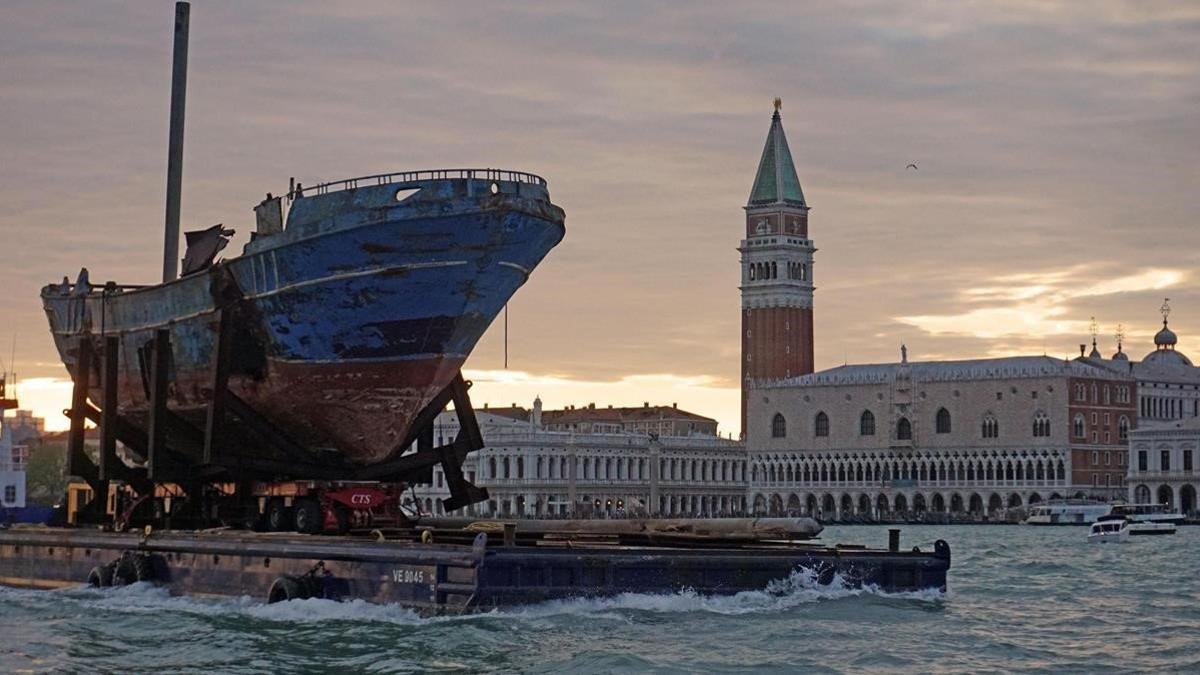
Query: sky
[{"left": 1, "top": 1, "right": 1198, "bottom": 435}]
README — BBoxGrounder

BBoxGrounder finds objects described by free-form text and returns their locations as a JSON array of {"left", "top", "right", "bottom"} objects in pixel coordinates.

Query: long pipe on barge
[{"left": 162, "top": 1, "right": 189, "bottom": 282}]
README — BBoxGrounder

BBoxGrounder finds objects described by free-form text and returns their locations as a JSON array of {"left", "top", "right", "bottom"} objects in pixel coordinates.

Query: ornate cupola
[
  {"left": 1144, "top": 299, "right": 1193, "bottom": 366},
  {"left": 739, "top": 98, "right": 816, "bottom": 435}
]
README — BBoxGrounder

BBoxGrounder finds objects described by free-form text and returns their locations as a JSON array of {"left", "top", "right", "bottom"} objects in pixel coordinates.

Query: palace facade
[
  {"left": 747, "top": 356, "right": 1135, "bottom": 519},
  {"left": 411, "top": 399, "right": 747, "bottom": 518}
]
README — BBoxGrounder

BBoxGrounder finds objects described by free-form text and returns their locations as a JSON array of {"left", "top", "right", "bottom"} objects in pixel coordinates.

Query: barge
[{"left": 0, "top": 524, "right": 950, "bottom": 613}]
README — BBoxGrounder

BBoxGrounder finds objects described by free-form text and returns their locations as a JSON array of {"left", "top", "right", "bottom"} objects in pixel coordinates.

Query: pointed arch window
[
  {"left": 771, "top": 413, "right": 787, "bottom": 438},
  {"left": 896, "top": 417, "right": 912, "bottom": 440},
  {"left": 981, "top": 415, "right": 999, "bottom": 439},
  {"left": 935, "top": 408, "right": 951, "bottom": 434},
  {"left": 1118, "top": 415, "right": 1130, "bottom": 441},
  {"left": 814, "top": 411, "right": 829, "bottom": 437},
  {"left": 860, "top": 410, "right": 875, "bottom": 436},
  {"left": 1033, "top": 411, "right": 1050, "bottom": 437},
  {"left": 1072, "top": 414, "right": 1085, "bottom": 439}
]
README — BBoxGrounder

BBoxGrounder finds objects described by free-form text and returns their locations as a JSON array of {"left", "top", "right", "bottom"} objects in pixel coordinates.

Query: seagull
[{"left": 906, "top": 163, "right": 918, "bottom": 171}]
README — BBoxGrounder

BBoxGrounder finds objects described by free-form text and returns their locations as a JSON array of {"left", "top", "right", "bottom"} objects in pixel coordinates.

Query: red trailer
[{"left": 250, "top": 481, "right": 410, "bottom": 534}]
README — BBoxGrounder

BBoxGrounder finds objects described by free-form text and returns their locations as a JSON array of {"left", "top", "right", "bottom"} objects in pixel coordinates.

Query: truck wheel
[
  {"left": 293, "top": 498, "right": 322, "bottom": 534},
  {"left": 332, "top": 505, "right": 351, "bottom": 535},
  {"left": 266, "top": 499, "right": 291, "bottom": 532},
  {"left": 242, "top": 506, "right": 265, "bottom": 532},
  {"left": 267, "top": 575, "right": 309, "bottom": 603},
  {"left": 87, "top": 563, "right": 114, "bottom": 587}
]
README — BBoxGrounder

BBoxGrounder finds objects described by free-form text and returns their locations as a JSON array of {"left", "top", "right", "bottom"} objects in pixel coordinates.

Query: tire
[
  {"left": 293, "top": 498, "right": 323, "bottom": 534},
  {"left": 132, "top": 554, "right": 156, "bottom": 582},
  {"left": 332, "top": 505, "right": 351, "bottom": 535},
  {"left": 112, "top": 557, "right": 139, "bottom": 586},
  {"left": 267, "top": 575, "right": 309, "bottom": 603},
  {"left": 87, "top": 563, "right": 114, "bottom": 588},
  {"left": 266, "top": 499, "right": 292, "bottom": 532},
  {"left": 242, "top": 506, "right": 265, "bottom": 532},
  {"left": 111, "top": 553, "right": 155, "bottom": 585}
]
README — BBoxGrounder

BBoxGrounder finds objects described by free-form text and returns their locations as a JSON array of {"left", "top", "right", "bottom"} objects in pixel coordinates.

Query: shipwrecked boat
[
  {"left": 43, "top": 171, "right": 564, "bottom": 467},
  {"left": 42, "top": 170, "right": 564, "bottom": 483}
]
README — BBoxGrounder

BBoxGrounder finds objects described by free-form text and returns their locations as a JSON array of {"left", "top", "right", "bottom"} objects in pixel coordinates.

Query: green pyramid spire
[{"left": 748, "top": 100, "right": 806, "bottom": 207}]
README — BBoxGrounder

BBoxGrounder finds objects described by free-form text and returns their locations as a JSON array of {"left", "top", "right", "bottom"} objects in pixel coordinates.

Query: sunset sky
[{"left": 2, "top": 1, "right": 1198, "bottom": 434}]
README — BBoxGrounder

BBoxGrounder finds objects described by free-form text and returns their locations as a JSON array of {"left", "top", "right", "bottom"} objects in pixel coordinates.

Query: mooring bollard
[{"left": 888, "top": 528, "right": 900, "bottom": 552}]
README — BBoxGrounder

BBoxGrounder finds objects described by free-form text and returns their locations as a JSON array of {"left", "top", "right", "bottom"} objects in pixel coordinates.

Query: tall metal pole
[{"left": 162, "top": 2, "right": 190, "bottom": 282}]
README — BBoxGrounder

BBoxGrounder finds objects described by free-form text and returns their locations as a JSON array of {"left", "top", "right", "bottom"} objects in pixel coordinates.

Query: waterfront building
[
  {"left": 5, "top": 410, "right": 44, "bottom": 446},
  {"left": 1126, "top": 417, "right": 1199, "bottom": 515},
  {"left": 1081, "top": 302, "right": 1200, "bottom": 427},
  {"left": 412, "top": 399, "right": 747, "bottom": 518},
  {"left": 746, "top": 354, "right": 1135, "bottom": 519},
  {"left": 1, "top": 380, "right": 26, "bottom": 511}
]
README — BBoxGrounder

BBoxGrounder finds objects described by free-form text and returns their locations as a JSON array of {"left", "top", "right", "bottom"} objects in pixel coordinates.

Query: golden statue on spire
[{"left": 774, "top": 97, "right": 782, "bottom": 113}]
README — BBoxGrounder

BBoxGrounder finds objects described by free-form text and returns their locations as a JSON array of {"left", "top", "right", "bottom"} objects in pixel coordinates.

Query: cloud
[
  {"left": 896, "top": 267, "right": 1186, "bottom": 340},
  {"left": 1, "top": 1, "right": 1198, "bottom": 428}
]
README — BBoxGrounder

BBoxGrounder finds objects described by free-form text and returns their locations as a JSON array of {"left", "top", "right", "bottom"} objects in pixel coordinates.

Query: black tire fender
[
  {"left": 267, "top": 575, "right": 310, "bottom": 604},
  {"left": 112, "top": 556, "right": 138, "bottom": 586},
  {"left": 87, "top": 563, "right": 114, "bottom": 588}
]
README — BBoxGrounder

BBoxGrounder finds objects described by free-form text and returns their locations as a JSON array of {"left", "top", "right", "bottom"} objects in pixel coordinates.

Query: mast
[{"left": 162, "top": 1, "right": 190, "bottom": 282}]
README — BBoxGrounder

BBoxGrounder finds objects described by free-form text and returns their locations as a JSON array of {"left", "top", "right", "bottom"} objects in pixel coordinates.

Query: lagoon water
[{"left": 1, "top": 524, "right": 1198, "bottom": 673}]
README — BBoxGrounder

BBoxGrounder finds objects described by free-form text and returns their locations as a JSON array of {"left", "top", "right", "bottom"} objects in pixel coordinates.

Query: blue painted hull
[{"left": 42, "top": 171, "right": 564, "bottom": 465}]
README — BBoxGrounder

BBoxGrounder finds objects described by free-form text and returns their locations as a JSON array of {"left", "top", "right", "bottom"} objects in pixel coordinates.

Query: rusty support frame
[
  {"left": 355, "top": 372, "right": 488, "bottom": 511},
  {"left": 203, "top": 307, "right": 234, "bottom": 464},
  {"left": 66, "top": 336, "right": 97, "bottom": 484},
  {"left": 146, "top": 329, "right": 172, "bottom": 480},
  {"left": 99, "top": 336, "right": 120, "bottom": 481}
]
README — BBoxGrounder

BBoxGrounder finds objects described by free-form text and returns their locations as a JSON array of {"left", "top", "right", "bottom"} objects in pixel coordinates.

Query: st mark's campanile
[{"left": 740, "top": 99, "right": 815, "bottom": 436}]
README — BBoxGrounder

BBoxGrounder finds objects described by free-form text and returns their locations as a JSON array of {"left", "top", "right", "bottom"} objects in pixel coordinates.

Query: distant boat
[
  {"left": 42, "top": 169, "right": 565, "bottom": 468},
  {"left": 1023, "top": 499, "right": 1112, "bottom": 525},
  {"left": 1106, "top": 502, "right": 1185, "bottom": 526}
]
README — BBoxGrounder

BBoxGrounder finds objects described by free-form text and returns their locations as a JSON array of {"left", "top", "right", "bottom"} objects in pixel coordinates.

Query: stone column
[
  {"left": 649, "top": 437, "right": 661, "bottom": 516},
  {"left": 568, "top": 444, "right": 578, "bottom": 518}
]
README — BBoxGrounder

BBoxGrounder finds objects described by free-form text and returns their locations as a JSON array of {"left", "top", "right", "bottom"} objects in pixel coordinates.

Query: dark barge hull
[{"left": 0, "top": 528, "right": 949, "bottom": 613}]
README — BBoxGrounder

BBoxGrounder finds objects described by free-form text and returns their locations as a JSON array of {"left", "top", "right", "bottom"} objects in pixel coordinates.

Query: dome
[
  {"left": 1111, "top": 349, "right": 1128, "bottom": 361},
  {"left": 1143, "top": 349, "right": 1193, "bottom": 367},
  {"left": 1154, "top": 324, "right": 1177, "bottom": 347}
]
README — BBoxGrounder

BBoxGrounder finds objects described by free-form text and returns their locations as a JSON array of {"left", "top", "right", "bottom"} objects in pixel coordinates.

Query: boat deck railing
[{"left": 292, "top": 168, "right": 547, "bottom": 199}]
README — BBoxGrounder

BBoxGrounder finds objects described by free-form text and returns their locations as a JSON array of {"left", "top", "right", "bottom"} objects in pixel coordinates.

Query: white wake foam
[{"left": 29, "top": 567, "right": 943, "bottom": 626}]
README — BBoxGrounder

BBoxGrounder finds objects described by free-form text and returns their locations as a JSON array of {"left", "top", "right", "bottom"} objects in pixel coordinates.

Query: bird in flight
[{"left": 906, "top": 163, "right": 918, "bottom": 171}]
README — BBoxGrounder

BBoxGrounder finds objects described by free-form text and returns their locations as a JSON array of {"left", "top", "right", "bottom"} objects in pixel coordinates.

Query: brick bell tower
[{"left": 740, "top": 98, "right": 815, "bottom": 436}]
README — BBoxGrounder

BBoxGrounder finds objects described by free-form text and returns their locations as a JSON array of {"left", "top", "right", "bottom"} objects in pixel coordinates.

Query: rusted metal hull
[
  {"left": 0, "top": 527, "right": 950, "bottom": 613},
  {"left": 42, "top": 172, "right": 565, "bottom": 466}
]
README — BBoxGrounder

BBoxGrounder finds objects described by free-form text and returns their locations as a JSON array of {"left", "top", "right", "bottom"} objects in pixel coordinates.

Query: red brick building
[
  {"left": 740, "top": 99, "right": 815, "bottom": 436},
  {"left": 1067, "top": 373, "right": 1136, "bottom": 492}
]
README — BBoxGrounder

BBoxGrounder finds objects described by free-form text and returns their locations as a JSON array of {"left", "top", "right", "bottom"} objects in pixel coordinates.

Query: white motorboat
[{"left": 1088, "top": 516, "right": 1129, "bottom": 543}]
